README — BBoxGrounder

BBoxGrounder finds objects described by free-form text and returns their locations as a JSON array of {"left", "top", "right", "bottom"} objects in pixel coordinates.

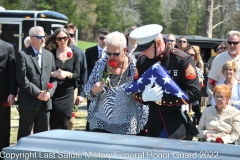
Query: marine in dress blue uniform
[{"left": 130, "top": 24, "right": 200, "bottom": 140}]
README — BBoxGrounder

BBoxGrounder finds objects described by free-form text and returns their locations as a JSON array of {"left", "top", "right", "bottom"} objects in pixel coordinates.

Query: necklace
[{"left": 109, "top": 56, "right": 126, "bottom": 88}]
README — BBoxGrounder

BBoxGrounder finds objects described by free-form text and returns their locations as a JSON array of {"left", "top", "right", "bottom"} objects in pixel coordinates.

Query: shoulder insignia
[{"left": 185, "top": 63, "right": 196, "bottom": 80}]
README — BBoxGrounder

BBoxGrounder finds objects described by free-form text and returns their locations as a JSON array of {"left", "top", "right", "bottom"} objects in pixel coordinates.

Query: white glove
[{"left": 142, "top": 83, "right": 163, "bottom": 102}]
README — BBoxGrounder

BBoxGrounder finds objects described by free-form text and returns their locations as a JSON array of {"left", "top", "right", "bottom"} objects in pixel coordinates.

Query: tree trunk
[{"left": 204, "top": 0, "right": 214, "bottom": 38}]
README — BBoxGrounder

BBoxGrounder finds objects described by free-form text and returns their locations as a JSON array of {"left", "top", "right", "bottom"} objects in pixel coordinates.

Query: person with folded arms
[
  {"left": 198, "top": 84, "right": 240, "bottom": 144},
  {"left": 130, "top": 24, "right": 200, "bottom": 140}
]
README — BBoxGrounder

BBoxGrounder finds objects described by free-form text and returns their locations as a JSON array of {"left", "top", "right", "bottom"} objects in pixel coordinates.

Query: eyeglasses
[
  {"left": 136, "top": 40, "right": 155, "bottom": 52},
  {"left": 166, "top": 39, "right": 175, "bottom": 43},
  {"left": 227, "top": 41, "right": 239, "bottom": 45},
  {"left": 216, "top": 48, "right": 221, "bottom": 51},
  {"left": 69, "top": 33, "right": 75, "bottom": 38},
  {"left": 31, "top": 35, "right": 46, "bottom": 39},
  {"left": 178, "top": 40, "right": 187, "bottom": 43},
  {"left": 214, "top": 95, "right": 226, "bottom": 100},
  {"left": 106, "top": 50, "right": 121, "bottom": 56},
  {"left": 99, "top": 37, "right": 106, "bottom": 40},
  {"left": 220, "top": 47, "right": 227, "bottom": 49},
  {"left": 56, "top": 37, "right": 69, "bottom": 41}
]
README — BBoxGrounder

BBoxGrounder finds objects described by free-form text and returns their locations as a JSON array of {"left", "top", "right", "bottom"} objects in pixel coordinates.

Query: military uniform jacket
[{"left": 135, "top": 45, "right": 201, "bottom": 139}]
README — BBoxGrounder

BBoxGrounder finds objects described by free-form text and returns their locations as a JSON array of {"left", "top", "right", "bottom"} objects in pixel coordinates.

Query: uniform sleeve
[
  {"left": 7, "top": 44, "right": 17, "bottom": 95},
  {"left": 181, "top": 56, "right": 201, "bottom": 103}
]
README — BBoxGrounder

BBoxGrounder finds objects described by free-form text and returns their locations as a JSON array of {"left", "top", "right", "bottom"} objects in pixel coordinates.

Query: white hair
[
  {"left": 24, "top": 36, "right": 31, "bottom": 47},
  {"left": 105, "top": 31, "right": 126, "bottom": 51},
  {"left": 29, "top": 26, "right": 44, "bottom": 36},
  {"left": 226, "top": 30, "right": 240, "bottom": 40}
]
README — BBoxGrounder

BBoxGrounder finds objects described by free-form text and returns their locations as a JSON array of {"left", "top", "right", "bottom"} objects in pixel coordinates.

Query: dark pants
[
  {"left": 17, "top": 105, "right": 50, "bottom": 141},
  {"left": 50, "top": 109, "right": 70, "bottom": 129},
  {"left": 85, "top": 99, "right": 91, "bottom": 131},
  {"left": 192, "top": 104, "right": 201, "bottom": 126},
  {"left": 0, "top": 105, "right": 10, "bottom": 159}
]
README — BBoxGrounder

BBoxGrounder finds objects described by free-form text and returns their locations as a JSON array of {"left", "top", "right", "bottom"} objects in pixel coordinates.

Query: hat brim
[{"left": 135, "top": 40, "right": 155, "bottom": 52}]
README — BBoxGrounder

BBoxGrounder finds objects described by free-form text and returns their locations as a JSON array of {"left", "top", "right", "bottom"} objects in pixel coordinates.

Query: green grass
[
  {"left": 77, "top": 41, "right": 97, "bottom": 51},
  {"left": 10, "top": 107, "right": 87, "bottom": 146}
]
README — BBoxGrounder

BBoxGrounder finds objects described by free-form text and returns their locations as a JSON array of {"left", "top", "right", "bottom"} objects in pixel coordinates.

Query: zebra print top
[{"left": 84, "top": 54, "right": 149, "bottom": 134}]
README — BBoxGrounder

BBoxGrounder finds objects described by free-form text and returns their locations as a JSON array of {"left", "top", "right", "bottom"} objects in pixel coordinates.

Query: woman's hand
[
  {"left": 204, "top": 132, "right": 211, "bottom": 139},
  {"left": 90, "top": 81, "right": 105, "bottom": 96},
  {"left": 56, "top": 69, "right": 70, "bottom": 79},
  {"left": 51, "top": 69, "right": 61, "bottom": 78}
]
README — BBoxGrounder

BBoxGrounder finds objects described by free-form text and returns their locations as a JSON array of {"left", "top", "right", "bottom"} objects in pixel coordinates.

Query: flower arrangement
[
  {"left": 2, "top": 102, "right": 9, "bottom": 108},
  {"left": 62, "top": 52, "right": 73, "bottom": 69},
  {"left": 99, "top": 60, "right": 118, "bottom": 85}
]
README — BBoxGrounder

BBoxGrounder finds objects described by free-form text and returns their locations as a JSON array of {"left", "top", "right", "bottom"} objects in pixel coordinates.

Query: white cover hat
[{"left": 129, "top": 24, "right": 163, "bottom": 45}]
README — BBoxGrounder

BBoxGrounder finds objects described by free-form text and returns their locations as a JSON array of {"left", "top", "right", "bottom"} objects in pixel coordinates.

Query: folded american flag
[{"left": 126, "top": 62, "right": 189, "bottom": 100}]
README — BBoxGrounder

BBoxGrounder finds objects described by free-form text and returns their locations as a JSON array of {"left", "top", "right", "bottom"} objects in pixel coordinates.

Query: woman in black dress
[{"left": 45, "top": 28, "right": 80, "bottom": 129}]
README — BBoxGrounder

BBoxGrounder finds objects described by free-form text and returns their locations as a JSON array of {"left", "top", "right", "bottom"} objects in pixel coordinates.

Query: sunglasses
[
  {"left": 106, "top": 51, "right": 121, "bottom": 56},
  {"left": 69, "top": 33, "right": 75, "bottom": 38},
  {"left": 178, "top": 40, "right": 187, "bottom": 43},
  {"left": 56, "top": 36, "right": 69, "bottom": 41},
  {"left": 31, "top": 35, "right": 46, "bottom": 39},
  {"left": 189, "top": 54, "right": 195, "bottom": 57},
  {"left": 166, "top": 40, "right": 175, "bottom": 42},
  {"left": 99, "top": 37, "right": 106, "bottom": 40},
  {"left": 227, "top": 41, "right": 239, "bottom": 45},
  {"left": 220, "top": 47, "right": 227, "bottom": 50},
  {"left": 136, "top": 40, "right": 155, "bottom": 52}
]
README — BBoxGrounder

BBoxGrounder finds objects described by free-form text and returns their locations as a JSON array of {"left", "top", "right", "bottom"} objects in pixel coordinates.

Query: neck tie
[
  {"left": 99, "top": 50, "right": 102, "bottom": 59},
  {"left": 37, "top": 52, "right": 41, "bottom": 68}
]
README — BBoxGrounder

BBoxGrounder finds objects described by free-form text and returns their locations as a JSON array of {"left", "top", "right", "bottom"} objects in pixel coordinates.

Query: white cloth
[
  {"left": 31, "top": 45, "right": 42, "bottom": 68},
  {"left": 211, "top": 81, "right": 240, "bottom": 110},
  {"left": 208, "top": 51, "right": 240, "bottom": 82}
]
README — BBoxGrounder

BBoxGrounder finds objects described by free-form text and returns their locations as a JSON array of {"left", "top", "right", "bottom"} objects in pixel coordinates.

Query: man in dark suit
[
  {"left": 16, "top": 26, "right": 57, "bottom": 141},
  {"left": 64, "top": 23, "right": 87, "bottom": 106},
  {"left": 64, "top": 23, "right": 87, "bottom": 130},
  {"left": 0, "top": 22, "right": 17, "bottom": 159},
  {"left": 85, "top": 28, "right": 110, "bottom": 130}
]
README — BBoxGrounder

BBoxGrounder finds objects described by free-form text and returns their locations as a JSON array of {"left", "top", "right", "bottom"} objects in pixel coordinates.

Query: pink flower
[
  {"left": 209, "top": 79, "right": 216, "bottom": 86},
  {"left": 216, "top": 137, "right": 223, "bottom": 143},
  {"left": 67, "top": 52, "right": 73, "bottom": 58},
  {"left": 72, "top": 112, "right": 76, "bottom": 117},
  {"left": 47, "top": 83, "right": 53, "bottom": 90},
  {"left": 108, "top": 60, "right": 118, "bottom": 68}
]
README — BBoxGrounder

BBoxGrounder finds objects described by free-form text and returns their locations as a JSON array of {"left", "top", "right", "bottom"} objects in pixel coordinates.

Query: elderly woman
[
  {"left": 45, "top": 28, "right": 80, "bottom": 129},
  {"left": 211, "top": 61, "right": 240, "bottom": 110},
  {"left": 198, "top": 84, "right": 240, "bottom": 144},
  {"left": 84, "top": 31, "right": 148, "bottom": 134}
]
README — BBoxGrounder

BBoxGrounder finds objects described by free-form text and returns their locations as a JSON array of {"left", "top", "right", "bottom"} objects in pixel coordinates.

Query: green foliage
[
  {"left": 77, "top": 41, "right": 97, "bottom": 51},
  {"left": 138, "top": 0, "right": 164, "bottom": 26},
  {"left": 0, "top": 0, "right": 21, "bottom": 9}
]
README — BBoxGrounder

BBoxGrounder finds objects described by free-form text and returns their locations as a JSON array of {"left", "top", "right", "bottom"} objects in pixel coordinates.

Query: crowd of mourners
[{"left": 1, "top": 22, "right": 240, "bottom": 157}]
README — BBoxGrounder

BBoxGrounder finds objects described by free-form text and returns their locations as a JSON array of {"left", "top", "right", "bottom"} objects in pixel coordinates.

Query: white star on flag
[
  {"left": 137, "top": 77, "right": 143, "bottom": 84},
  {"left": 162, "top": 76, "right": 171, "bottom": 84},
  {"left": 164, "top": 89, "right": 170, "bottom": 94},
  {"left": 175, "top": 90, "right": 184, "bottom": 98},
  {"left": 148, "top": 75, "right": 157, "bottom": 83},
  {"left": 152, "top": 63, "right": 159, "bottom": 70}
]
